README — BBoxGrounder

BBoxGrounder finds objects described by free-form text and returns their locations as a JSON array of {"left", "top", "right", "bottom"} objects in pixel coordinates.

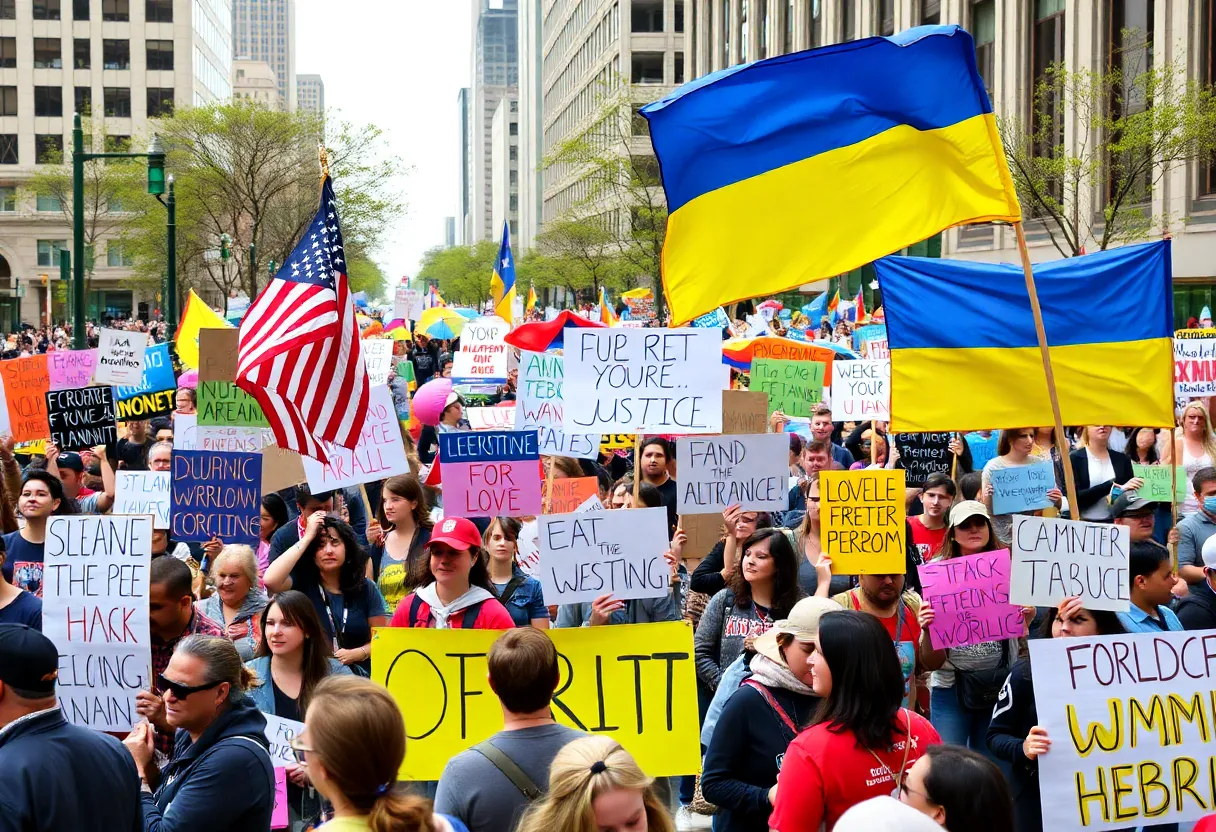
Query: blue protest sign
[
  {"left": 170, "top": 450, "right": 262, "bottom": 544},
  {"left": 991, "top": 460, "right": 1056, "bottom": 516},
  {"left": 691, "top": 307, "right": 730, "bottom": 329},
  {"left": 852, "top": 324, "right": 886, "bottom": 353},
  {"left": 439, "top": 430, "right": 540, "bottom": 464},
  {"left": 115, "top": 343, "right": 174, "bottom": 401}
]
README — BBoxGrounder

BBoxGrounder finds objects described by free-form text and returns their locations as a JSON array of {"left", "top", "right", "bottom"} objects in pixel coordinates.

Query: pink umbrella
[
  {"left": 177, "top": 368, "right": 198, "bottom": 388},
  {"left": 412, "top": 377, "right": 456, "bottom": 427}
]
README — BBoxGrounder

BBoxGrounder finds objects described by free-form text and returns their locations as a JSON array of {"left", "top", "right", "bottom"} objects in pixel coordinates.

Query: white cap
[{"left": 1201, "top": 533, "right": 1216, "bottom": 570}]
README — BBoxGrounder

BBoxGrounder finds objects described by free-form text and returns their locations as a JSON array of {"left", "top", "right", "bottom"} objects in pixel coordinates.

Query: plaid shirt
[{"left": 150, "top": 608, "right": 224, "bottom": 756}]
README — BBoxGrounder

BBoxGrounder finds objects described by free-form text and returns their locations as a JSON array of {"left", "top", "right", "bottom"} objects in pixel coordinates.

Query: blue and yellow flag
[
  {"left": 641, "top": 25, "right": 1020, "bottom": 324},
  {"left": 489, "top": 221, "right": 516, "bottom": 323},
  {"left": 877, "top": 240, "right": 1174, "bottom": 432},
  {"left": 599, "top": 287, "right": 617, "bottom": 326}
]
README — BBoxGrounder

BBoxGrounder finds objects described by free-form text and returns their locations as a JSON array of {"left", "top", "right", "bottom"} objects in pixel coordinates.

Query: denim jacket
[{"left": 243, "top": 656, "right": 353, "bottom": 715}]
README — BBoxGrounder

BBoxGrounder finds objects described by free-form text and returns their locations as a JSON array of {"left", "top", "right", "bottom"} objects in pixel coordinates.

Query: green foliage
[
  {"left": 346, "top": 255, "right": 388, "bottom": 301},
  {"left": 416, "top": 241, "right": 497, "bottom": 307}
]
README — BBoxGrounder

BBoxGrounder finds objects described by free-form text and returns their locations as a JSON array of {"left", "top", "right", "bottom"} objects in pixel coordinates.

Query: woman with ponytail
[{"left": 296, "top": 675, "right": 470, "bottom": 832}]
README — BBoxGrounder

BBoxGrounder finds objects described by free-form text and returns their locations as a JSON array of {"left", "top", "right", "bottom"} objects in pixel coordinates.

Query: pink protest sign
[
  {"left": 438, "top": 430, "right": 542, "bottom": 517},
  {"left": 48, "top": 349, "right": 98, "bottom": 390},
  {"left": 272, "top": 768, "right": 288, "bottom": 829},
  {"left": 916, "top": 549, "right": 1024, "bottom": 650}
]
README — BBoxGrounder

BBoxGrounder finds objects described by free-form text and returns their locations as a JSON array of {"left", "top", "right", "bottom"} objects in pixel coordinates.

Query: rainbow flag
[{"left": 599, "top": 287, "right": 618, "bottom": 326}]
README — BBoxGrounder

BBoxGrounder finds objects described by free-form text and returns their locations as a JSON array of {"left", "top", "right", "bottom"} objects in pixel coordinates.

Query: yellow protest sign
[
  {"left": 371, "top": 621, "right": 700, "bottom": 780},
  {"left": 821, "top": 469, "right": 906, "bottom": 574},
  {"left": 600, "top": 433, "right": 636, "bottom": 451}
]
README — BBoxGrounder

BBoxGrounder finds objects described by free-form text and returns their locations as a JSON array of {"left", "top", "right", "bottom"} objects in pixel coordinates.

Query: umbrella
[
  {"left": 504, "top": 310, "right": 605, "bottom": 352},
  {"left": 452, "top": 307, "right": 481, "bottom": 320},
  {"left": 412, "top": 377, "right": 456, "bottom": 427},
  {"left": 416, "top": 307, "right": 467, "bottom": 340},
  {"left": 390, "top": 327, "right": 412, "bottom": 341}
]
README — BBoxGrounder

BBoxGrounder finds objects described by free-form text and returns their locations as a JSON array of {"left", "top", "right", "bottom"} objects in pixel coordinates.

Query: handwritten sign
[
  {"left": 516, "top": 351, "right": 565, "bottom": 429},
  {"left": 538, "top": 506, "right": 670, "bottom": 605},
  {"left": 263, "top": 713, "right": 306, "bottom": 769},
  {"left": 537, "top": 427, "right": 599, "bottom": 460},
  {"left": 820, "top": 470, "right": 906, "bottom": 574},
  {"left": 43, "top": 515, "right": 152, "bottom": 731},
  {"left": 197, "top": 381, "right": 269, "bottom": 428},
  {"left": 467, "top": 406, "right": 516, "bottom": 431},
  {"left": 1174, "top": 329, "right": 1216, "bottom": 397},
  {"left": 48, "top": 349, "right": 98, "bottom": 390},
  {"left": 302, "top": 387, "right": 409, "bottom": 490},
  {"left": 272, "top": 769, "right": 288, "bottom": 830},
  {"left": 1030, "top": 629, "right": 1216, "bottom": 830},
  {"left": 563, "top": 329, "right": 723, "bottom": 433},
  {"left": 1009, "top": 515, "right": 1130, "bottom": 612},
  {"left": 675, "top": 434, "right": 789, "bottom": 514},
  {"left": 94, "top": 328, "right": 146, "bottom": 386},
  {"left": 1, "top": 355, "right": 50, "bottom": 442},
  {"left": 46, "top": 387, "right": 116, "bottom": 450},
  {"left": 1132, "top": 464, "right": 1173, "bottom": 503},
  {"left": 830, "top": 360, "right": 890, "bottom": 421},
  {"left": 394, "top": 285, "right": 423, "bottom": 322},
  {"left": 916, "top": 550, "right": 1023, "bottom": 649},
  {"left": 197, "top": 425, "right": 277, "bottom": 453},
  {"left": 991, "top": 460, "right": 1056, "bottom": 515},
  {"left": 722, "top": 390, "right": 769, "bottom": 435},
  {"left": 453, "top": 318, "right": 510, "bottom": 383},
  {"left": 363, "top": 339, "right": 393, "bottom": 387},
  {"left": 170, "top": 450, "right": 262, "bottom": 544},
  {"left": 750, "top": 358, "right": 825, "bottom": 418},
  {"left": 115, "top": 343, "right": 175, "bottom": 420},
  {"left": 439, "top": 430, "right": 541, "bottom": 516},
  {"left": 545, "top": 476, "right": 598, "bottom": 514},
  {"left": 114, "top": 471, "right": 171, "bottom": 529},
  {"left": 892, "top": 432, "right": 953, "bottom": 487},
  {"left": 198, "top": 328, "right": 239, "bottom": 382},
  {"left": 691, "top": 307, "right": 730, "bottom": 329}
]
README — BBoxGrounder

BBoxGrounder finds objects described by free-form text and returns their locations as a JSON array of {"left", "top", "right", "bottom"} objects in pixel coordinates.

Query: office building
[
  {"left": 232, "top": 59, "right": 278, "bottom": 107},
  {"left": 444, "top": 216, "right": 456, "bottom": 247},
  {"left": 516, "top": 0, "right": 542, "bottom": 252},
  {"left": 468, "top": 0, "right": 518, "bottom": 243},
  {"left": 296, "top": 72, "right": 322, "bottom": 114},
  {"left": 233, "top": 0, "right": 295, "bottom": 110},
  {"left": 457, "top": 86, "right": 471, "bottom": 243},
  {"left": 490, "top": 94, "right": 519, "bottom": 242}
]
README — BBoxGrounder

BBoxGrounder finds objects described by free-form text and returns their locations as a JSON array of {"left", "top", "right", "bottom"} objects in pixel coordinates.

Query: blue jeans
[{"left": 930, "top": 687, "right": 1008, "bottom": 776}]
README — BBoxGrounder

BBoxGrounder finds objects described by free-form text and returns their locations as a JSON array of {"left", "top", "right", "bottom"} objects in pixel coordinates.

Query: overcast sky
[{"left": 296, "top": 1, "right": 471, "bottom": 290}]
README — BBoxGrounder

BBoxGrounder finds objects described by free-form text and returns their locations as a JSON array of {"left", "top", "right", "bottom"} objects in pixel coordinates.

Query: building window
[
  {"left": 509, "top": 170, "right": 517, "bottom": 186},
  {"left": 971, "top": 0, "right": 995, "bottom": 95},
  {"left": 632, "top": 51, "right": 665, "bottom": 84},
  {"left": 509, "top": 145, "right": 517, "bottom": 162},
  {"left": 147, "top": 87, "right": 173, "bottom": 117},
  {"left": 0, "top": 39, "right": 14, "bottom": 69},
  {"left": 107, "top": 242, "right": 133, "bottom": 267},
  {"left": 103, "top": 87, "right": 131, "bottom": 117},
  {"left": 36, "top": 135, "right": 63, "bottom": 164},
  {"left": 36, "top": 193, "right": 61, "bottom": 212},
  {"left": 38, "top": 240, "right": 68, "bottom": 267},
  {"left": 146, "top": 40, "right": 173, "bottom": 70},
  {"left": 34, "top": 87, "right": 63, "bottom": 117},
  {"left": 0, "top": 135, "right": 15, "bottom": 164},
  {"left": 74, "top": 38, "right": 91, "bottom": 69},
  {"left": 675, "top": 1, "right": 684, "bottom": 32},
  {"left": 675, "top": 51, "right": 685, "bottom": 83},
  {"left": 75, "top": 86, "right": 92, "bottom": 116},
  {"left": 1203, "top": 0, "right": 1214, "bottom": 196},
  {"left": 102, "top": 0, "right": 128, "bottom": 21},
  {"left": 34, "top": 39, "right": 62, "bottom": 69},
  {"left": 0, "top": 87, "right": 15, "bottom": 117},
  {"left": 103, "top": 40, "right": 130, "bottom": 70},
  {"left": 0, "top": 187, "right": 15, "bottom": 211},
  {"left": 145, "top": 0, "right": 172, "bottom": 22},
  {"left": 1108, "top": 1, "right": 1154, "bottom": 203},
  {"left": 0, "top": 0, "right": 13, "bottom": 19},
  {"left": 922, "top": 0, "right": 941, "bottom": 24},
  {"left": 631, "top": 0, "right": 662, "bottom": 33},
  {"left": 33, "top": 0, "right": 61, "bottom": 20},
  {"left": 104, "top": 134, "right": 129, "bottom": 152},
  {"left": 73, "top": 0, "right": 89, "bottom": 19},
  {"left": 879, "top": 0, "right": 895, "bottom": 35},
  {"left": 842, "top": 0, "right": 856, "bottom": 42},
  {"left": 508, "top": 121, "right": 518, "bottom": 136}
]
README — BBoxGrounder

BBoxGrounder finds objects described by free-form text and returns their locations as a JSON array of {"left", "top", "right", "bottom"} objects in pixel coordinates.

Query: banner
[
  {"left": 302, "top": 387, "right": 409, "bottom": 490},
  {"left": 750, "top": 358, "right": 825, "bottom": 418},
  {"left": 538, "top": 506, "right": 671, "bottom": 605},
  {"left": 453, "top": 318, "right": 510, "bottom": 384},
  {"left": 990, "top": 460, "right": 1056, "bottom": 515},
  {"left": 916, "top": 549, "right": 1023, "bottom": 649},
  {"left": 1, "top": 355, "right": 50, "bottom": 442},
  {"left": 820, "top": 470, "right": 906, "bottom": 574},
  {"left": 675, "top": 434, "right": 789, "bottom": 514},
  {"left": 363, "top": 340, "right": 394, "bottom": 387},
  {"left": 1173, "top": 329, "right": 1216, "bottom": 397},
  {"left": 439, "top": 430, "right": 542, "bottom": 517},
  {"left": 892, "top": 432, "right": 953, "bottom": 486},
  {"left": 544, "top": 476, "right": 599, "bottom": 514},
  {"left": 48, "top": 349, "right": 98, "bottom": 390},
  {"left": 115, "top": 343, "right": 175, "bottom": 420},
  {"left": 830, "top": 359, "right": 891, "bottom": 422},
  {"left": 197, "top": 381, "right": 269, "bottom": 428},
  {"left": 114, "top": 471, "right": 171, "bottom": 529},
  {"left": 170, "top": 450, "right": 262, "bottom": 544},
  {"left": 43, "top": 515, "right": 153, "bottom": 731},
  {"left": 94, "top": 328, "right": 146, "bottom": 386},
  {"left": 1009, "top": 515, "right": 1130, "bottom": 611},
  {"left": 46, "top": 387, "right": 116, "bottom": 450}
]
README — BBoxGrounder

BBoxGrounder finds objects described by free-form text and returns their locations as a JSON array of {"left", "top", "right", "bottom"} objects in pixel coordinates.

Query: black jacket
[
  {"left": 1176, "top": 581, "right": 1216, "bottom": 630},
  {"left": 142, "top": 695, "right": 275, "bottom": 832},
  {"left": 987, "top": 659, "right": 1042, "bottom": 832},
  {"left": 1067, "top": 448, "right": 1135, "bottom": 514},
  {"left": 0, "top": 708, "right": 141, "bottom": 832}
]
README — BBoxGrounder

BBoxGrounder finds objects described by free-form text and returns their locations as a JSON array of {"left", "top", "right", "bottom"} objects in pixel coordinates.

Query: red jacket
[{"left": 390, "top": 592, "right": 515, "bottom": 629}]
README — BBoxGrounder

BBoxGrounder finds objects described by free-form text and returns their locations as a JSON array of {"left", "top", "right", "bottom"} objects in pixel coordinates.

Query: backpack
[
  {"left": 471, "top": 740, "right": 543, "bottom": 800},
  {"left": 407, "top": 595, "right": 485, "bottom": 629}
]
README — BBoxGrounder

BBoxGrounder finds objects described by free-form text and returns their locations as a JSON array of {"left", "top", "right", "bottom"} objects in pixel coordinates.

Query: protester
[
  {"left": 908, "top": 473, "right": 955, "bottom": 561},
  {"left": 47, "top": 445, "right": 115, "bottom": 513},
  {"left": 1030, "top": 427, "right": 1065, "bottom": 466},
  {"left": 366, "top": 473, "right": 434, "bottom": 608},
  {"left": 1116, "top": 540, "right": 1185, "bottom": 633},
  {"left": 0, "top": 624, "right": 142, "bottom": 830},
  {"left": 515, "top": 735, "right": 676, "bottom": 832},
  {"left": 980, "top": 428, "right": 1055, "bottom": 537},
  {"left": 768, "top": 611, "right": 941, "bottom": 831},
  {"left": 1176, "top": 401, "right": 1216, "bottom": 515},
  {"left": 152, "top": 528, "right": 195, "bottom": 562},
  {"left": 1127, "top": 427, "right": 1162, "bottom": 465},
  {"left": 845, "top": 425, "right": 887, "bottom": 469},
  {"left": 1176, "top": 466, "right": 1216, "bottom": 586},
  {"left": 2, "top": 470, "right": 67, "bottom": 594},
  {"left": 267, "top": 484, "right": 335, "bottom": 561},
  {"left": 435, "top": 628, "right": 585, "bottom": 832},
  {"left": 783, "top": 438, "right": 835, "bottom": 520},
  {"left": 196, "top": 545, "right": 269, "bottom": 661},
  {"left": 808, "top": 403, "right": 855, "bottom": 468},
  {"left": 788, "top": 474, "right": 854, "bottom": 597},
  {"left": 484, "top": 516, "right": 549, "bottom": 628},
  {"left": 1067, "top": 426, "right": 1137, "bottom": 521},
  {"left": 174, "top": 385, "right": 197, "bottom": 415},
  {"left": 689, "top": 505, "right": 770, "bottom": 596},
  {"left": 410, "top": 331, "right": 442, "bottom": 386},
  {"left": 116, "top": 418, "right": 156, "bottom": 470},
  {"left": 1178, "top": 536, "right": 1216, "bottom": 629},
  {"left": 123, "top": 635, "right": 276, "bottom": 831},
  {"left": 639, "top": 437, "right": 678, "bottom": 531},
  {"left": 389, "top": 516, "right": 515, "bottom": 629},
  {"left": 896, "top": 745, "right": 1014, "bottom": 832},
  {"left": 147, "top": 440, "right": 173, "bottom": 472},
  {"left": 0, "top": 537, "right": 40, "bottom": 627},
  {"left": 258, "top": 493, "right": 290, "bottom": 577}
]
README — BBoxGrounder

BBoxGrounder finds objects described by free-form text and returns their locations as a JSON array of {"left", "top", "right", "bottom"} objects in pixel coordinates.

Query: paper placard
[
  {"left": 46, "top": 387, "right": 116, "bottom": 451},
  {"left": 302, "top": 387, "right": 409, "bottom": 490},
  {"left": 544, "top": 476, "right": 598, "bottom": 514},
  {"left": 197, "top": 381, "right": 269, "bottom": 428},
  {"left": 1173, "top": 332, "right": 1216, "bottom": 397},
  {"left": 467, "top": 406, "right": 517, "bottom": 431},
  {"left": 516, "top": 351, "right": 566, "bottom": 429},
  {"left": 990, "top": 460, "right": 1056, "bottom": 515},
  {"left": 263, "top": 713, "right": 306, "bottom": 769},
  {"left": 538, "top": 506, "right": 671, "bottom": 605},
  {"left": 563, "top": 328, "right": 724, "bottom": 433},
  {"left": 830, "top": 359, "right": 890, "bottom": 422},
  {"left": 675, "top": 434, "right": 789, "bottom": 514},
  {"left": 115, "top": 343, "right": 176, "bottom": 421},
  {"left": 170, "top": 450, "right": 262, "bottom": 544},
  {"left": 1, "top": 355, "right": 50, "bottom": 442},
  {"left": 363, "top": 339, "right": 393, "bottom": 387},
  {"left": 198, "top": 328, "right": 239, "bottom": 382},
  {"left": 820, "top": 470, "right": 906, "bottom": 574},
  {"left": 1131, "top": 463, "right": 1173, "bottom": 503},
  {"left": 114, "top": 471, "right": 171, "bottom": 529},
  {"left": 537, "top": 426, "right": 600, "bottom": 460},
  {"left": 916, "top": 549, "right": 1023, "bottom": 649},
  {"left": 272, "top": 768, "right": 288, "bottom": 829},
  {"left": 750, "top": 358, "right": 825, "bottom": 418},
  {"left": 197, "top": 425, "right": 277, "bottom": 453},
  {"left": 892, "top": 432, "right": 953, "bottom": 487},
  {"left": 43, "top": 515, "right": 153, "bottom": 731},
  {"left": 721, "top": 389, "right": 769, "bottom": 435},
  {"left": 439, "top": 430, "right": 542, "bottom": 516},
  {"left": 394, "top": 285, "right": 423, "bottom": 321},
  {"left": 1009, "top": 515, "right": 1130, "bottom": 611},
  {"left": 48, "top": 349, "right": 98, "bottom": 390},
  {"left": 173, "top": 413, "right": 198, "bottom": 450},
  {"left": 453, "top": 318, "right": 510, "bottom": 383},
  {"left": 94, "top": 328, "right": 146, "bottom": 386},
  {"left": 261, "top": 444, "right": 307, "bottom": 494}
]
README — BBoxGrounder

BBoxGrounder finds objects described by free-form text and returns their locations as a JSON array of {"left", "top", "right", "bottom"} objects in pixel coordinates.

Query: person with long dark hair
[
  {"left": 366, "top": 474, "right": 434, "bottom": 608},
  {"left": 1067, "top": 426, "right": 1138, "bottom": 522},
  {"left": 484, "top": 516, "right": 549, "bottom": 628},
  {"left": 897, "top": 745, "right": 1014, "bottom": 832},
  {"left": 257, "top": 494, "right": 290, "bottom": 578},
  {"left": 769, "top": 611, "right": 941, "bottom": 831}
]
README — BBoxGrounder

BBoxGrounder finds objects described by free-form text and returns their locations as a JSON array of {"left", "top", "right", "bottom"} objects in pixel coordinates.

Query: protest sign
[
  {"left": 263, "top": 713, "right": 306, "bottom": 769},
  {"left": 453, "top": 318, "right": 510, "bottom": 383},
  {"left": 261, "top": 443, "right": 307, "bottom": 494},
  {"left": 750, "top": 358, "right": 825, "bottom": 418},
  {"left": 537, "top": 426, "right": 599, "bottom": 459},
  {"left": 1009, "top": 515, "right": 1130, "bottom": 611},
  {"left": 272, "top": 769, "right": 288, "bottom": 830},
  {"left": 170, "top": 450, "right": 262, "bottom": 544},
  {"left": 1132, "top": 463, "right": 1174, "bottom": 503},
  {"left": 544, "top": 476, "right": 598, "bottom": 514},
  {"left": 467, "top": 406, "right": 516, "bottom": 430},
  {"left": 691, "top": 307, "right": 730, "bottom": 329},
  {"left": 173, "top": 413, "right": 197, "bottom": 450},
  {"left": 990, "top": 460, "right": 1056, "bottom": 515},
  {"left": 197, "top": 381, "right": 269, "bottom": 428},
  {"left": 722, "top": 389, "right": 769, "bottom": 435},
  {"left": 372, "top": 621, "right": 698, "bottom": 780},
  {"left": 48, "top": 349, "right": 98, "bottom": 390},
  {"left": 114, "top": 471, "right": 171, "bottom": 529},
  {"left": 563, "top": 329, "right": 723, "bottom": 433},
  {"left": 821, "top": 470, "right": 906, "bottom": 574},
  {"left": 363, "top": 339, "right": 393, "bottom": 386},
  {"left": 679, "top": 512, "right": 725, "bottom": 560},
  {"left": 94, "top": 328, "right": 146, "bottom": 386},
  {"left": 675, "top": 434, "right": 789, "bottom": 514},
  {"left": 43, "top": 515, "right": 152, "bottom": 731},
  {"left": 198, "top": 328, "right": 239, "bottom": 382},
  {"left": 197, "top": 425, "right": 277, "bottom": 453},
  {"left": 1, "top": 355, "right": 49, "bottom": 442},
  {"left": 302, "top": 387, "right": 409, "bottom": 490},
  {"left": 394, "top": 285, "right": 423, "bottom": 321},
  {"left": 516, "top": 351, "right": 565, "bottom": 428},
  {"left": 892, "top": 432, "right": 953, "bottom": 486},
  {"left": 1173, "top": 328, "right": 1216, "bottom": 397},
  {"left": 916, "top": 549, "right": 1023, "bottom": 650},
  {"left": 861, "top": 337, "right": 889, "bottom": 359},
  {"left": 830, "top": 360, "right": 890, "bottom": 421},
  {"left": 538, "top": 506, "right": 670, "bottom": 605},
  {"left": 115, "top": 343, "right": 175, "bottom": 420},
  {"left": 46, "top": 387, "right": 116, "bottom": 450},
  {"left": 1029, "top": 630, "right": 1216, "bottom": 830},
  {"left": 439, "top": 430, "right": 541, "bottom": 516}
]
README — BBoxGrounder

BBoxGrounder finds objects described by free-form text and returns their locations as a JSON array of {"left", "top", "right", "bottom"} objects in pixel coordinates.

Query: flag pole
[
  {"left": 633, "top": 434, "right": 642, "bottom": 505},
  {"left": 1164, "top": 233, "right": 1179, "bottom": 572},
  {"left": 1014, "top": 222, "right": 1080, "bottom": 516},
  {"left": 318, "top": 143, "right": 330, "bottom": 181}
]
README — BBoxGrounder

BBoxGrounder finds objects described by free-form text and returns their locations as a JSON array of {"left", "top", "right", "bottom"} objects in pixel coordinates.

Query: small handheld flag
[{"left": 490, "top": 222, "right": 516, "bottom": 323}]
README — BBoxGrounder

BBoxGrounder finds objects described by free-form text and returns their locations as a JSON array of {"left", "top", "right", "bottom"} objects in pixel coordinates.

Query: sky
[{"left": 296, "top": 1, "right": 471, "bottom": 293}]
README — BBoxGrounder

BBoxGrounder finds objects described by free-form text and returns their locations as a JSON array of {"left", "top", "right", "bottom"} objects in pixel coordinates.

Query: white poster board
[
  {"left": 466, "top": 406, "right": 516, "bottom": 430},
  {"left": 452, "top": 317, "right": 510, "bottom": 383},
  {"left": 114, "top": 471, "right": 171, "bottom": 529},
  {"left": 1010, "top": 515, "right": 1130, "bottom": 611},
  {"left": 562, "top": 328, "right": 724, "bottom": 433},
  {"left": 675, "top": 434, "right": 790, "bottom": 514},
  {"left": 537, "top": 506, "right": 671, "bottom": 605},
  {"left": 394, "top": 285, "right": 423, "bottom": 322},
  {"left": 263, "top": 713, "right": 307, "bottom": 768},
  {"left": 173, "top": 413, "right": 198, "bottom": 450},
  {"left": 302, "top": 386, "right": 409, "bottom": 490},
  {"left": 830, "top": 359, "right": 890, "bottom": 421},
  {"left": 95, "top": 328, "right": 147, "bottom": 386},
  {"left": 363, "top": 340, "right": 394, "bottom": 387},
  {"left": 43, "top": 515, "right": 153, "bottom": 731},
  {"left": 515, "top": 350, "right": 599, "bottom": 458},
  {"left": 197, "top": 425, "right": 278, "bottom": 453},
  {"left": 1174, "top": 334, "right": 1216, "bottom": 398}
]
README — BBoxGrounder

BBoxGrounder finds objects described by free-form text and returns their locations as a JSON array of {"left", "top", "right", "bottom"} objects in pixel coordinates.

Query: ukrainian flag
[
  {"left": 489, "top": 222, "right": 516, "bottom": 323},
  {"left": 641, "top": 25, "right": 1020, "bottom": 324},
  {"left": 876, "top": 240, "right": 1174, "bottom": 432},
  {"left": 599, "top": 287, "right": 617, "bottom": 326}
]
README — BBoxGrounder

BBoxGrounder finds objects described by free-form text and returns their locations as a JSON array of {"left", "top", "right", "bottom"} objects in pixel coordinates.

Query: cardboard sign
[
  {"left": 1173, "top": 330, "right": 1216, "bottom": 397},
  {"left": 46, "top": 387, "right": 116, "bottom": 451},
  {"left": 467, "top": 406, "right": 517, "bottom": 431},
  {"left": 48, "top": 349, "right": 98, "bottom": 390},
  {"left": 372, "top": 622, "right": 699, "bottom": 780},
  {"left": 544, "top": 476, "right": 598, "bottom": 514},
  {"left": 94, "top": 328, "right": 146, "bottom": 386},
  {"left": 115, "top": 343, "right": 176, "bottom": 420},
  {"left": 538, "top": 506, "right": 671, "bottom": 605},
  {"left": 1009, "top": 515, "right": 1130, "bottom": 611},
  {"left": 990, "top": 460, "right": 1056, "bottom": 515},
  {"left": 261, "top": 444, "right": 307, "bottom": 494},
  {"left": 453, "top": 318, "right": 510, "bottom": 383},
  {"left": 1132, "top": 463, "right": 1174, "bottom": 503},
  {"left": 42, "top": 515, "right": 153, "bottom": 731},
  {"left": 198, "top": 328, "right": 239, "bottom": 383},
  {"left": 750, "top": 358, "right": 825, "bottom": 418},
  {"left": 363, "top": 339, "right": 393, "bottom": 387},
  {"left": 830, "top": 360, "right": 891, "bottom": 421},
  {"left": 563, "top": 329, "right": 724, "bottom": 433},
  {"left": 820, "top": 469, "right": 906, "bottom": 574},
  {"left": 892, "top": 432, "right": 953, "bottom": 487},
  {"left": 197, "top": 381, "right": 269, "bottom": 428},
  {"left": 439, "top": 430, "right": 542, "bottom": 517},
  {"left": 680, "top": 512, "right": 725, "bottom": 560},
  {"left": 1, "top": 355, "right": 50, "bottom": 442},
  {"left": 263, "top": 713, "right": 306, "bottom": 769},
  {"left": 675, "top": 434, "right": 789, "bottom": 514},
  {"left": 916, "top": 549, "right": 1023, "bottom": 649},
  {"left": 302, "top": 387, "right": 409, "bottom": 490},
  {"left": 114, "top": 471, "right": 171, "bottom": 529},
  {"left": 1029, "top": 630, "right": 1216, "bottom": 831},
  {"left": 721, "top": 389, "right": 769, "bottom": 435},
  {"left": 170, "top": 450, "right": 262, "bottom": 544}
]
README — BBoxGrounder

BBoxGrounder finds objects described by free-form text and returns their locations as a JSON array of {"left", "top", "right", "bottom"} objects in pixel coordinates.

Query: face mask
[{"left": 1204, "top": 497, "right": 1216, "bottom": 514}]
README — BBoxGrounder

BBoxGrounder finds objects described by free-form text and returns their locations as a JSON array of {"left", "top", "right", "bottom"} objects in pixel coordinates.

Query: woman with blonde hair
[
  {"left": 196, "top": 544, "right": 268, "bottom": 660},
  {"left": 1175, "top": 401, "right": 1216, "bottom": 515},
  {"left": 516, "top": 736, "right": 675, "bottom": 832}
]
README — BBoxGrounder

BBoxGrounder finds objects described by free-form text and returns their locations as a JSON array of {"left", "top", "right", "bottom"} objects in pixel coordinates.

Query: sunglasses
[
  {"left": 157, "top": 674, "right": 223, "bottom": 700},
  {"left": 956, "top": 517, "right": 988, "bottom": 531}
]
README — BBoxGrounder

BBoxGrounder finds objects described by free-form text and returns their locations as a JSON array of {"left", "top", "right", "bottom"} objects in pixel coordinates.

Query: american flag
[{"left": 235, "top": 176, "right": 369, "bottom": 462}]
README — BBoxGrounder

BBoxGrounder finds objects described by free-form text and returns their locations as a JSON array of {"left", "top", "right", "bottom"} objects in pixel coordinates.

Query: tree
[
  {"left": 416, "top": 242, "right": 497, "bottom": 307},
  {"left": 999, "top": 45, "right": 1216, "bottom": 258},
  {"left": 347, "top": 255, "right": 388, "bottom": 300},
  {"left": 533, "top": 216, "right": 629, "bottom": 302}
]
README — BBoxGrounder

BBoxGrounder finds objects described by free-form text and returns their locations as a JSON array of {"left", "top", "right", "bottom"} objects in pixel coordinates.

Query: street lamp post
[{"left": 156, "top": 176, "right": 176, "bottom": 338}]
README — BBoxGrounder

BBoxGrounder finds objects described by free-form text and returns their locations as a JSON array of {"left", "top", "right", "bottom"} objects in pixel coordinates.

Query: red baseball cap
[{"left": 428, "top": 516, "right": 483, "bottom": 551}]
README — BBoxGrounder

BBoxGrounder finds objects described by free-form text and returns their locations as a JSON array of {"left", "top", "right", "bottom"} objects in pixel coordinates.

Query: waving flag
[
  {"left": 489, "top": 222, "right": 516, "bottom": 323},
  {"left": 525, "top": 285, "right": 537, "bottom": 315},
  {"left": 236, "top": 175, "right": 369, "bottom": 462},
  {"left": 855, "top": 288, "right": 867, "bottom": 324},
  {"left": 827, "top": 290, "right": 840, "bottom": 326},
  {"left": 599, "top": 287, "right": 618, "bottom": 326}
]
